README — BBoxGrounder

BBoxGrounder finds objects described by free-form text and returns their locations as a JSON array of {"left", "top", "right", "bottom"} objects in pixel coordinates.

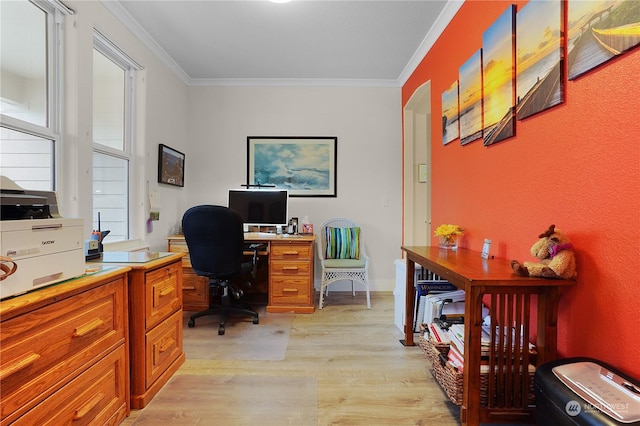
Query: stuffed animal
[{"left": 511, "top": 224, "right": 576, "bottom": 279}]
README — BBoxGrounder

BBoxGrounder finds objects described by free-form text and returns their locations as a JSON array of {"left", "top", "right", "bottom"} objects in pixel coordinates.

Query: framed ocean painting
[
  {"left": 442, "top": 80, "right": 460, "bottom": 145},
  {"left": 459, "top": 49, "right": 483, "bottom": 146},
  {"left": 247, "top": 136, "right": 337, "bottom": 197}
]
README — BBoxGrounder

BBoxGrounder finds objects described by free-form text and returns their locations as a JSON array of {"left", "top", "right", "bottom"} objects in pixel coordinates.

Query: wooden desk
[
  {"left": 401, "top": 246, "right": 575, "bottom": 426},
  {"left": 168, "top": 234, "right": 315, "bottom": 314},
  {"left": 0, "top": 267, "right": 130, "bottom": 425}
]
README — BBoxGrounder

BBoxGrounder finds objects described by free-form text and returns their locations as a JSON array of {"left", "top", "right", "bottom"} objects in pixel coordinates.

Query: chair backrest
[
  {"left": 182, "top": 205, "right": 244, "bottom": 279},
  {"left": 318, "top": 217, "right": 367, "bottom": 261}
]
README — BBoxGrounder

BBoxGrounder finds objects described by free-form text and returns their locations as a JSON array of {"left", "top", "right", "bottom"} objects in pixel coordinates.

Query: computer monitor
[{"left": 228, "top": 189, "right": 289, "bottom": 227}]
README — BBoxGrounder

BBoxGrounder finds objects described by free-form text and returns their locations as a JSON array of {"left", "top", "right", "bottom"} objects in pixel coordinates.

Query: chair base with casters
[
  {"left": 317, "top": 218, "right": 371, "bottom": 310},
  {"left": 187, "top": 277, "right": 259, "bottom": 335}
]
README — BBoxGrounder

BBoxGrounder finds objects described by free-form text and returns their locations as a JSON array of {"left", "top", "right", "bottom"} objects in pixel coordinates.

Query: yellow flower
[{"left": 434, "top": 224, "right": 464, "bottom": 238}]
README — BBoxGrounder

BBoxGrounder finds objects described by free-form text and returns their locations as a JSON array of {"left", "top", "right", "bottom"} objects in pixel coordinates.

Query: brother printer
[{"left": 1, "top": 176, "right": 84, "bottom": 299}]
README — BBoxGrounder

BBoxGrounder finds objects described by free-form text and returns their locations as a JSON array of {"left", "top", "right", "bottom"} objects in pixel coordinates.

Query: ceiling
[{"left": 104, "top": 0, "right": 462, "bottom": 87}]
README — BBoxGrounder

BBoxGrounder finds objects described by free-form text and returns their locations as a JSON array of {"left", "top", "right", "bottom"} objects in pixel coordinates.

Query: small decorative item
[
  {"left": 481, "top": 238, "right": 492, "bottom": 259},
  {"left": 434, "top": 224, "right": 464, "bottom": 250},
  {"left": 510, "top": 224, "right": 576, "bottom": 279}
]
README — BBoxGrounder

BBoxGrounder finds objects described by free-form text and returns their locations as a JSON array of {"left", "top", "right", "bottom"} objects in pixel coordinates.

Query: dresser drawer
[
  {"left": 182, "top": 270, "right": 209, "bottom": 309},
  {"left": 145, "top": 262, "right": 181, "bottom": 329},
  {"left": 270, "top": 276, "right": 311, "bottom": 305},
  {"left": 0, "top": 278, "right": 126, "bottom": 423},
  {"left": 145, "top": 309, "right": 182, "bottom": 387},
  {"left": 12, "top": 345, "right": 127, "bottom": 426},
  {"left": 270, "top": 260, "right": 311, "bottom": 276},
  {"left": 270, "top": 242, "right": 312, "bottom": 260}
]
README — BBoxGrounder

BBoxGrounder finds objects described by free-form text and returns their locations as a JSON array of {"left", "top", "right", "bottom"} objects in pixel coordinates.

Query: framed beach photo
[
  {"left": 158, "top": 144, "right": 185, "bottom": 187},
  {"left": 459, "top": 49, "right": 483, "bottom": 146},
  {"left": 247, "top": 136, "right": 337, "bottom": 197},
  {"left": 482, "top": 5, "right": 516, "bottom": 146},
  {"left": 516, "top": 0, "right": 564, "bottom": 120}
]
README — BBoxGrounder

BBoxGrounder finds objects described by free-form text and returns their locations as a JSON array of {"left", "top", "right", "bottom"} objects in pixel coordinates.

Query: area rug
[
  {"left": 132, "top": 374, "right": 318, "bottom": 425},
  {"left": 181, "top": 306, "right": 294, "bottom": 361}
]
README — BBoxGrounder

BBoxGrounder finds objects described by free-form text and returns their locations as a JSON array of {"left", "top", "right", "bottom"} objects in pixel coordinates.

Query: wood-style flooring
[{"left": 123, "top": 292, "right": 462, "bottom": 425}]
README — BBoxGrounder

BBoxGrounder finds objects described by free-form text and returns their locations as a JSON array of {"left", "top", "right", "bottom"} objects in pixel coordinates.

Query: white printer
[{"left": 1, "top": 177, "right": 85, "bottom": 299}]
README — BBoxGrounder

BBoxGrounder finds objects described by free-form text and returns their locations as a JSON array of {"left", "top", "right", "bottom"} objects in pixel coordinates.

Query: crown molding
[
  {"left": 103, "top": 0, "right": 460, "bottom": 88},
  {"left": 397, "top": 0, "right": 463, "bottom": 86}
]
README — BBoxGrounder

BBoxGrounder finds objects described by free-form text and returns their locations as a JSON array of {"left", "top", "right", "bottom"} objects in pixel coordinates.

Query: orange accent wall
[{"left": 403, "top": 0, "right": 640, "bottom": 378}]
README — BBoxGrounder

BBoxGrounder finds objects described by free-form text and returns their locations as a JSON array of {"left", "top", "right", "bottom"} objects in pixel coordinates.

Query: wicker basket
[
  {"left": 426, "top": 339, "right": 536, "bottom": 407},
  {"left": 418, "top": 324, "right": 449, "bottom": 365}
]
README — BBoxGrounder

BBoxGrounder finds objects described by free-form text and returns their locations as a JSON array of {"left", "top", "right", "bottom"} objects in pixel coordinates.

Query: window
[
  {"left": 0, "top": 0, "right": 71, "bottom": 190},
  {"left": 92, "top": 31, "right": 140, "bottom": 242}
]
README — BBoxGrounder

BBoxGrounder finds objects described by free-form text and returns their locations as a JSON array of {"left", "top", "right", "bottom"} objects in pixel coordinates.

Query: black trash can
[{"left": 535, "top": 357, "right": 640, "bottom": 425}]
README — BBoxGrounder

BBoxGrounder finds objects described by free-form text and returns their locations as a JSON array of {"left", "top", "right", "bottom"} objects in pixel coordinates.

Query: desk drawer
[
  {"left": 0, "top": 278, "right": 125, "bottom": 423},
  {"left": 181, "top": 269, "right": 209, "bottom": 309},
  {"left": 145, "top": 309, "right": 182, "bottom": 387},
  {"left": 145, "top": 262, "right": 181, "bottom": 329},
  {"left": 270, "top": 276, "right": 311, "bottom": 305},
  {"left": 12, "top": 345, "right": 127, "bottom": 426},
  {"left": 270, "top": 260, "right": 311, "bottom": 276},
  {"left": 270, "top": 242, "right": 312, "bottom": 260}
]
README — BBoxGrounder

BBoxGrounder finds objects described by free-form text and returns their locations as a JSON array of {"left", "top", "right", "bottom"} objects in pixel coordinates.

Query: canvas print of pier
[
  {"left": 458, "top": 50, "right": 483, "bottom": 146},
  {"left": 482, "top": 5, "right": 516, "bottom": 146},
  {"left": 442, "top": 80, "right": 459, "bottom": 145},
  {"left": 516, "top": 0, "right": 564, "bottom": 120},
  {"left": 568, "top": 0, "right": 640, "bottom": 80}
]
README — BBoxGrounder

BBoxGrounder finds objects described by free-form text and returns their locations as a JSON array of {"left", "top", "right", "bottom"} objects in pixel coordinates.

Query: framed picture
[
  {"left": 482, "top": 5, "right": 516, "bottom": 146},
  {"left": 516, "top": 0, "right": 564, "bottom": 120},
  {"left": 158, "top": 144, "right": 185, "bottom": 187},
  {"left": 459, "top": 49, "right": 483, "bottom": 146},
  {"left": 247, "top": 136, "right": 337, "bottom": 197},
  {"left": 441, "top": 80, "right": 459, "bottom": 145}
]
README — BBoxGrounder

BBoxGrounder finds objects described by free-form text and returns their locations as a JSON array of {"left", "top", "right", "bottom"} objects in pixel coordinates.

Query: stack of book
[{"left": 444, "top": 323, "right": 537, "bottom": 373}]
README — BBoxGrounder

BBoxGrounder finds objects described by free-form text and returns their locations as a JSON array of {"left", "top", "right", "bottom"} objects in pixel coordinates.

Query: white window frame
[
  {"left": 0, "top": 0, "right": 72, "bottom": 190},
  {"left": 92, "top": 29, "right": 142, "bottom": 242}
]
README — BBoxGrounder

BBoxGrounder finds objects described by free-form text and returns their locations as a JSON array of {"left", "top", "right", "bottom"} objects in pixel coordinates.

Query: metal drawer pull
[
  {"left": 73, "top": 318, "right": 104, "bottom": 337},
  {"left": 73, "top": 392, "right": 104, "bottom": 420},
  {"left": 158, "top": 287, "right": 174, "bottom": 297},
  {"left": 283, "top": 288, "right": 299, "bottom": 293},
  {"left": 159, "top": 338, "right": 175, "bottom": 353},
  {"left": 0, "top": 351, "right": 41, "bottom": 380},
  {"left": 183, "top": 285, "right": 196, "bottom": 290}
]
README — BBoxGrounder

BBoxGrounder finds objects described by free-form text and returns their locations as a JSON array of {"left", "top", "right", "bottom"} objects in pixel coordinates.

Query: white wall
[
  {"left": 185, "top": 86, "right": 402, "bottom": 291},
  {"left": 60, "top": 1, "right": 189, "bottom": 247},
  {"left": 56, "top": 1, "right": 402, "bottom": 291}
]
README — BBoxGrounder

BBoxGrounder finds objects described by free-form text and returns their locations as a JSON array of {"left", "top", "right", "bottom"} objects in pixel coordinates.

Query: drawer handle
[
  {"left": 283, "top": 288, "right": 299, "bottom": 294},
  {"left": 73, "top": 392, "right": 104, "bottom": 420},
  {"left": 183, "top": 285, "right": 196, "bottom": 291},
  {"left": 159, "top": 338, "right": 175, "bottom": 353},
  {"left": 282, "top": 266, "right": 299, "bottom": 272},
  {"left": 282, "top": 251, "right": 300, "bottom": 256},
  {"left": 158, "top": 287, "right": 174, "bottom": 297},
  {"left": 0, "top": 351, "right": 41, "bottom": 380},
  {"left": 73, "top": 318, "right": 104, "bottom": 337}
]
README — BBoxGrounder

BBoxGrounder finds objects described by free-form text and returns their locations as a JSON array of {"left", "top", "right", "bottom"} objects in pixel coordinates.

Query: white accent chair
[{"left": 317, "top": 218, "right": 371, "bottom": 309}]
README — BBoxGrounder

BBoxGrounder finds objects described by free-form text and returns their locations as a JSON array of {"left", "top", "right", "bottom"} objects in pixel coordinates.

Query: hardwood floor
[{"left": 123, "top": 292, "right": 462, "bottom": 425}]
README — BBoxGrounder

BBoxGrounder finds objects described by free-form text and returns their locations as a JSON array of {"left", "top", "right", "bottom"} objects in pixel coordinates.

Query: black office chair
[{"left": 182, "top": 205, "right": 261, "bottom": 335}]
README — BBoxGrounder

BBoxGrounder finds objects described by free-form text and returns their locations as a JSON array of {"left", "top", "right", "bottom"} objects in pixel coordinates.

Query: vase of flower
[
  {"left": 438, "top": 235, "right": 458, "bottom": 250},
  {"left": 434, "top": 224, "right": 463, "bottom": 250}
]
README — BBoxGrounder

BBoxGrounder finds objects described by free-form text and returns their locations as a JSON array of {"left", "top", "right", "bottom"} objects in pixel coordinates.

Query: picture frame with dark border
[
  {"left": 158, "top": 144, "right": 185, "bottom": 187},
  {"left": 247, "top": 136, "right": 337, "bottom": 197}
]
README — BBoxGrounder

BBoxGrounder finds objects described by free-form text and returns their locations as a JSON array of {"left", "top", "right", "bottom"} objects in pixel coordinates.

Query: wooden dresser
[
  {"left": 0, "top": 267, "right": 130, "bottom": 426},
  {"left": 99, "top": 252, "right": 186, "bottom": 409},
  {"left": 267, "top": 237, "right": 315, "bottom": 314}
]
